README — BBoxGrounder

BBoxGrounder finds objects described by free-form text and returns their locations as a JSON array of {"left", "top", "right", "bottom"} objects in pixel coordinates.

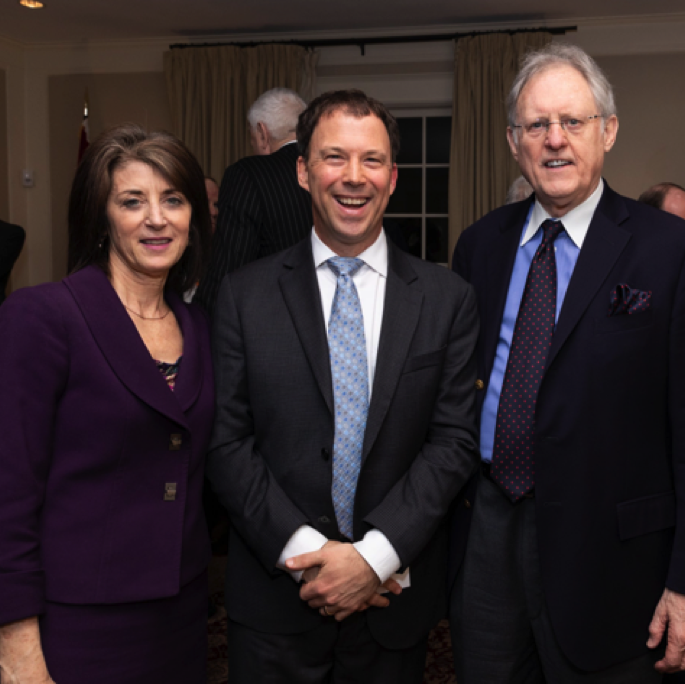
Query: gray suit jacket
[{"left": 207, "top": 235, "right": 479, "bottom": 648}]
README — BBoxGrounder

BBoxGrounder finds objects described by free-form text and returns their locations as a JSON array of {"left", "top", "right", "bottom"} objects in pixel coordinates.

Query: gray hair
[
  {"left": 507, "top": 43, "right": 617, "bottom": 136},
  {"left": 505, "top": 175, "right": 534, "bottom": 204},
  {"left": 247, "top": 88, "right": 307, "bottom": 142}
]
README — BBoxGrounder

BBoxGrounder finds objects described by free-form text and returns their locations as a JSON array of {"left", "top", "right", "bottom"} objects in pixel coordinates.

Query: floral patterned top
[{"left": 155, "top": 356, "right": 181, "bottom": 391}]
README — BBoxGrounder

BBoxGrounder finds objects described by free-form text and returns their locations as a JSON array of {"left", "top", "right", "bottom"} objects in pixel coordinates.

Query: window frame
[{"left": 388, "top": 107, "right": 452, "bottom": 265}]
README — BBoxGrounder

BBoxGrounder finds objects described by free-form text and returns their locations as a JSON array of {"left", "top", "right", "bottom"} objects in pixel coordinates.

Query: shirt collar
[
  {"left": 311, "top": 228, "right": 388, "bottom": 277},
  {"left": 522, "top": 178, "right": 604, "bottom": 249}
]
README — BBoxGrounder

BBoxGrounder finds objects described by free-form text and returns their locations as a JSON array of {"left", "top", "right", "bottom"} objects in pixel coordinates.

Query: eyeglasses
[{"left": 512, "top": 115, "right": 602, "bottom": 138}]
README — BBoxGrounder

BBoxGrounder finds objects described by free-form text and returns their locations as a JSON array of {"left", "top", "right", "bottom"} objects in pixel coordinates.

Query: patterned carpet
[{"left": 206, "top": 554, "right": 456, "bottom": 684}]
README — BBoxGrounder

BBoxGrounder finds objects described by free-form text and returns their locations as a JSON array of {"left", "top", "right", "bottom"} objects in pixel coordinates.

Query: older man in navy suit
[{"left": 450, "top": 43, "right": 685, "bottom": 683}]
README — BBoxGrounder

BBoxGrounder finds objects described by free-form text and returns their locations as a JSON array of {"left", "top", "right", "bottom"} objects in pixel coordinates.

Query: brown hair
[
  {"left": 296, "top": 89, "right": 400, "bottom": 163},
  {"left": 67, "top": 123, "right": 211, "bottom": 294},
  {"left": 638, "top": 182, "right": 685, "bottom": 210}
]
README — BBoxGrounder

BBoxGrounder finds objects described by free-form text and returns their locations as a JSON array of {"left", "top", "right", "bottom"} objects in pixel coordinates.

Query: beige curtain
[
  {"left": 164, "top": 44, "right": 318, "bottom": 181},
  {"left": 448, "top": 32, "right": 552, "bottom": 261}
]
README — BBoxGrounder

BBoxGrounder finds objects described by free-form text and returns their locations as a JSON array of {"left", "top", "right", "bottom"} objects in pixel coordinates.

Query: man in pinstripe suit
[{"left": 195, "top": 88, "right": 313, "bottom": 316}]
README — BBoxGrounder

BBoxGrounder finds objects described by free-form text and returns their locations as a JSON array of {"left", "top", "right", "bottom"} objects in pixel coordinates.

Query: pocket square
[{"left": 608, "top": 283, "right": 651, "bottom": 316}]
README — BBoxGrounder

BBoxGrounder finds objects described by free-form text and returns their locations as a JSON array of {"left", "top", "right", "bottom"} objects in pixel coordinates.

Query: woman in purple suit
[{"left": 0, "top": 125, "right": 214, "bottom": 683}]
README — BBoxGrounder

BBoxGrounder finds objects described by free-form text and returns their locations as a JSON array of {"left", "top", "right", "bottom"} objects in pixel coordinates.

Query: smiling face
[
  {"left": 106, "top": 160, "right": 191, "bottom": 284},
  {"left": 507, "top": 64, "right": 618, "bottom": 217},
  {"left": 297, "top": 111, "right": 397, "bottom": 257}
]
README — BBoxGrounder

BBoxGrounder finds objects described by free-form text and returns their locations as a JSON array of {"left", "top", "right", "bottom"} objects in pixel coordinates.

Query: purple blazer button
[
  {"left": 164, "top": 482, "right": 177, "bottom": 501},
  {"left": 169, "top": 433, "right": 182, "bottom": 450}
]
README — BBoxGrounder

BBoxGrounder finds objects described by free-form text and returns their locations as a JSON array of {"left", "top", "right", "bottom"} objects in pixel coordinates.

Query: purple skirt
[{"left": 40, "top": 570, "right": 207, "bottom": 684}]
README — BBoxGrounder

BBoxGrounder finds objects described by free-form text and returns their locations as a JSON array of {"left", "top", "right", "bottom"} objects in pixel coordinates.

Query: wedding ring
[{"left": 323, "top": 605, "right": 333, "bottom": 616}]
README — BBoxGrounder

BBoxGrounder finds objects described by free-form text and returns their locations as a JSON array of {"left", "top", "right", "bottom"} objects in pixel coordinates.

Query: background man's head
[
  {"left": 204, "top": 177, "right": 219, "bottom": 233},
  {"left": 506, "top": 43, "right": 619, "bottom": 218},
  {"left": 296, "top": 89, "right": 399, "bottom": 257},
  {"left": 505, "top": 175, "right": 534, "bottom": 205},
  {"left": 639, "top": 182, "right": 685, "bottom": 220},
  {"left": 247, "top": 88, "right": 307, "bottom": 156}
]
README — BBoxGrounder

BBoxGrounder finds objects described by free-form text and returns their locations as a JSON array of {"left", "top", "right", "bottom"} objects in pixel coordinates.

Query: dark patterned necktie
[{"left": 491, "top": 219, "right": 564, "bottom": 502}]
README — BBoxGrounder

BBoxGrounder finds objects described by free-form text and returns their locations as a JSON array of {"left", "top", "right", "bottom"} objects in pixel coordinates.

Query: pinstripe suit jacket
[{"left": 195, "top": 142, "right": 312, "bottom": 316}]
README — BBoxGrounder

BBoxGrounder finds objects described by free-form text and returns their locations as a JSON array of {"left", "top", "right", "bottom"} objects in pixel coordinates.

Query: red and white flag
[{"left": 77, "top": 90, "right": 89, "bottom": 164}]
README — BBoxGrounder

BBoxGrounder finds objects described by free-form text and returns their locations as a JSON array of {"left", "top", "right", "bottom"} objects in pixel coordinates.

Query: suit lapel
[
  {"left": 279, "top": 240, "right": 334, "bottom": 415},
  {"left": 546, "top": 185, "right": 631, "bottom": 369},
  {"left": 362, "top": 243, "right": 422, "bottom": 461},
  {"left": 65, "top": 265, "right": 189, "bottom": 428},
  {"left": 482, "top": 203, "right": 531, "bottom": 378}
]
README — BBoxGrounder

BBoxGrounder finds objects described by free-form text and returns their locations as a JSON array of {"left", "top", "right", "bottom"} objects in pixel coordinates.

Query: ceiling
[{"left": 2, "top": 0, "right": 685, "bottom": 45}]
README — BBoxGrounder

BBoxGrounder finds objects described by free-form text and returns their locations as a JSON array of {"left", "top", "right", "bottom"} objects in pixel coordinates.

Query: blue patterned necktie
[
  {"left": 327, "top": 257, "right": 369, "bottom": 540},
  {"left": 491, "top": 219, "right": 564, "bottom": 502}
]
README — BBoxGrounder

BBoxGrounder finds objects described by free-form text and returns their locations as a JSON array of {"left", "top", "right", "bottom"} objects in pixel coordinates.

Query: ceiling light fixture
[{"left": 19, "top": 0, "right": 44, "bottom": 7}]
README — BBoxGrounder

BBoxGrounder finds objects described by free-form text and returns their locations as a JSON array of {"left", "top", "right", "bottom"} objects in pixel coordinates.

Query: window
[{"left": 386, "top": 110, "right": 452, "bottom": 265}]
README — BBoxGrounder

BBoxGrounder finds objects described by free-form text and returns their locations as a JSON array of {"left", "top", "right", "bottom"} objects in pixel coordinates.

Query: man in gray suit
[{"left": 207, "top": 89, "right": 479, "bottom": 683}]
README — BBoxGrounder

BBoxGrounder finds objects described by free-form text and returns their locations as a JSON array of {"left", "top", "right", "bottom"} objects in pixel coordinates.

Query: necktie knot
[
  {"left": 540, "top": 219, "right": 564, "bottom": 247},
  {"left": 327, "top": 257, "right": 364, "bottom": 279}
]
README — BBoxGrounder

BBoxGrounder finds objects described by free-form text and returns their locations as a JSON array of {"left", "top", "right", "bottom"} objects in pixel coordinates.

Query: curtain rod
[{"left": 169, "top": 26, "right": 576, "bottom": 56}]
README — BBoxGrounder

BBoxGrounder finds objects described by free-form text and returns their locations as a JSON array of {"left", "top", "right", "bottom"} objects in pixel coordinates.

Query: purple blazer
[{"left": 0, "top": 265, "right": 215, "bottom": 625}]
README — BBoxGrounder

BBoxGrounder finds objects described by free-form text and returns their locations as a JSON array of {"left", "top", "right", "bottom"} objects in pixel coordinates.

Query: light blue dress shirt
[{"left": 480, "top": 181, "right": 604, "bottom": 462}]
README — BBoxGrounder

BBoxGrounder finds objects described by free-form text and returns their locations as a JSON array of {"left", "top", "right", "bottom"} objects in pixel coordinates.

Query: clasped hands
[{"left": 285, "top": 540, "right": 402, "bottom": 622}]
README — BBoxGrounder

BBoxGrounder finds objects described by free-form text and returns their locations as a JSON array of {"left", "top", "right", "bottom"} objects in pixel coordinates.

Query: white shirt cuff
[
  {"left": 277, "top": 525, "right": 328, "bottom": 583},
  {"left": 353, "top": 529, "right": 402, "bottom": 583}
]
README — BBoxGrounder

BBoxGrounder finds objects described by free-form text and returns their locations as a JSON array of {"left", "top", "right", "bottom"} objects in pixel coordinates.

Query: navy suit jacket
[
  {"left": 0, "top": 265, "right": 215, "bottom": 626},
  {"left": 207, "top": 236, "right": 480, "bottom": 649},
  {"left": 452, "top": 182, "right": 685, "bottom": 671}
]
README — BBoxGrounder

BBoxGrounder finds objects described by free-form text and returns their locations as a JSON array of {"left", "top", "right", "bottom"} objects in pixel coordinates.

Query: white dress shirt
[
  {"left": 277, "top": 228, "right": 410, "bottom": 590},
  {"left": 523, "top": 178, "right": 603, "bottom": 250}
]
